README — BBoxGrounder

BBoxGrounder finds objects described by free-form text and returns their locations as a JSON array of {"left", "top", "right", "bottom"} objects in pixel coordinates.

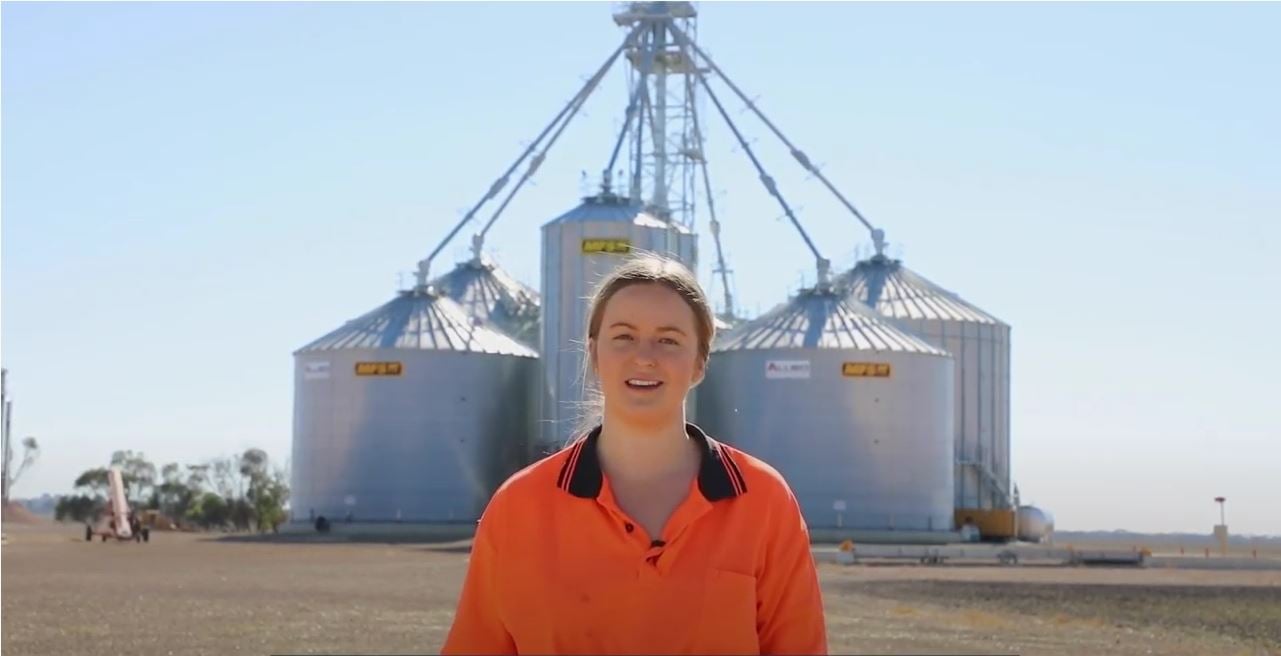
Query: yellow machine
[
  {"left": 956, "top": 506, "right": 1056, "bottom": 543},
  {"left": 955, "top": 508, "right": 1017, "bottom": 542}
]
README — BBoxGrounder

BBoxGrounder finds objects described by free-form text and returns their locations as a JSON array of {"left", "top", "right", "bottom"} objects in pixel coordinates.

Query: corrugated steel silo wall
[
  {"left": 698, "top": 348, "right": 955, "bottom": 531},
  {"left": 291, "top": 348, "right": 536, "bottom": 523},
  {"left": 894, "top": 318, "right": 1010, "bottom": 510}
]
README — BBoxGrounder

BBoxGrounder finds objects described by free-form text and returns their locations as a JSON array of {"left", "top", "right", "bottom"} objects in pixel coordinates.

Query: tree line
[{"left": 55, "top": 448, "right": 289, "bottom": 533}]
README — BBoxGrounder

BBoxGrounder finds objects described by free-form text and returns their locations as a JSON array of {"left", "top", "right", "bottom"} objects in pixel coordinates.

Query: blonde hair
[{"left": 573, "top": 253, "right": 715, "bottom": 437}]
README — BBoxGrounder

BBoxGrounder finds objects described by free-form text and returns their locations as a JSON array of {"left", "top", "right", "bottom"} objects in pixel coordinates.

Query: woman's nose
[{"left": 633, "top": 341, "right": 658, "bottom": 365}]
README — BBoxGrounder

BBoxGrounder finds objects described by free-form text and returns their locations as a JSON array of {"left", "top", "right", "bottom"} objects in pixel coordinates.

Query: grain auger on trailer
[{"left": 84, "top": 466, "right": 150, "bottom": 543}]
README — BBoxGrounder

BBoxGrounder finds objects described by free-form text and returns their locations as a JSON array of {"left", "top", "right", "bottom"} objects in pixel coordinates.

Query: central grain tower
[
  {"left": 538, "top": 193, "right": 696, "bottom": 452},
  {"left": 536, "top": 3, "right": 707, "bottom": 453}
]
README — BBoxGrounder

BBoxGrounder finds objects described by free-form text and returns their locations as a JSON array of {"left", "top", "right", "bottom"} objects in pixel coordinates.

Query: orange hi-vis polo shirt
[{"left": 441, "top": 423, "right": 828, "bottom": 655}]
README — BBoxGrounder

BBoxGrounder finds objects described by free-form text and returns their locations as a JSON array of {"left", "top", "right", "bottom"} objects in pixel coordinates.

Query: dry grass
[
  {"left": 3, "top": 524, "right": 1278, "bottom": 656},
  {"left": 844, "top": 578, "right": 1280, "bottom": 653}
]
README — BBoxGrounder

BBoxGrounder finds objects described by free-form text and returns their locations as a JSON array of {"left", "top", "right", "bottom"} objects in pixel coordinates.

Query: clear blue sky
[{"left": 3, "top": 2, "right": 1277, "bottom": 535}]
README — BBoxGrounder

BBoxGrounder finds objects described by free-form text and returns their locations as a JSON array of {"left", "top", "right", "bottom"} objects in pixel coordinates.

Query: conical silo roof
[
  {"left": 712, "top": 315, "right": 738, "bottom": 332},
  {"left": 713, "top": 286, "right": 948, "bottom": 354},
  {"left": 836, "top": 254, "right": 1006, "bottom": 326},
  {"left": 296, "top": 287, "right": 537, "bottom": 357},
  {"left": 545, "top": 192, "right": 692, "bottom": 233},
  {"left": 709, "top": 314, "right": 743, "bottom": 347},
  {"left": 431, "top": 255, "right": 540, "bottom": 347}
]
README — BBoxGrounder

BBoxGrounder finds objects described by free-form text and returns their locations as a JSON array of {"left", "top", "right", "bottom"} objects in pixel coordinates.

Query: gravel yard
[{"left": 4, "top": 524, "right": 1278, "bottom": 655}]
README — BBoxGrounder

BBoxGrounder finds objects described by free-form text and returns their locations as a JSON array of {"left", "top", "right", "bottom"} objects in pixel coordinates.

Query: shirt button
[{"left": 625, "top": 523, "right": 635, "bottom": 533}]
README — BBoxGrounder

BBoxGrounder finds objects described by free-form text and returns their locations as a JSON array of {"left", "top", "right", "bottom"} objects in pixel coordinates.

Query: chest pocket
[{"left": 699, "top": 569, "right": 760, "bottom": 655}]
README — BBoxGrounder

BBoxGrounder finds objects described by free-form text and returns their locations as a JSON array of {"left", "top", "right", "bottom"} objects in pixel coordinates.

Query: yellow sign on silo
[
  {"left": 355, "top": 361, "right": 403, "bottom": 376},
  {"left": 582, "top": 238, "right": 632, "bottom": 254},
  {"left": 842, "top": 362, "right": 892, "bottom": 378}
]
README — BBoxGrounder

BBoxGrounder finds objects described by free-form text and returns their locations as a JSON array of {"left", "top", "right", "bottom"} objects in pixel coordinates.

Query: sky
[{"left": 2, "top": 2, "right": 1278, "bottom": 535}]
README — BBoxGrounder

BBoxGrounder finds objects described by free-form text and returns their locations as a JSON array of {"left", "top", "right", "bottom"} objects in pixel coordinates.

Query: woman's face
[{"left": 591, "top": 282, "right": 705, "bottom": 430}]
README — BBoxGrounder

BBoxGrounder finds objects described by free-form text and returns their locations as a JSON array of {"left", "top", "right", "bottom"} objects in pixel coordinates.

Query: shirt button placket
[{"left": 638, "top": 562, "right": 659, "bottom": 582}]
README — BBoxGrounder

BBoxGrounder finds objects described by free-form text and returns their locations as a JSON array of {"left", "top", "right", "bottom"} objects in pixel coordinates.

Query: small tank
[{"left": 1017, "top": 505, "right": 1055, "bottom": 543}]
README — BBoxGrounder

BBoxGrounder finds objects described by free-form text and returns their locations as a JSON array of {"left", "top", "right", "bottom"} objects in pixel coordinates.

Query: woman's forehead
[{"left": 601, "top": 283, "right": 696, "bottom": 326}]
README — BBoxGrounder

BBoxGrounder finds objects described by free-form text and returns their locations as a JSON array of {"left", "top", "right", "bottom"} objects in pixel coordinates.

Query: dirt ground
[
  {"left": 3, "top": 523, "right": 1278, "bottom": 656},
  {"left": 1, "top": 503, "right": 43, "bottom": 525}
]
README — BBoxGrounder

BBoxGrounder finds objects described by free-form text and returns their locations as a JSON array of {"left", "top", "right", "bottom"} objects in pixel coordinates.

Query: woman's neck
[{"left": 597, "top": 414, "right": 698, "bottom": 482}]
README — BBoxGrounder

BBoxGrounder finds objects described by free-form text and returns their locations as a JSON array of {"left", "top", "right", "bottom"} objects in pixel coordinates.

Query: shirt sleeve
[
  {"left": 756, "top": 486, "right": 828, "bottom": 655},
  {"left": 440, "top": 497, "right": 516, "bottom": 655}
]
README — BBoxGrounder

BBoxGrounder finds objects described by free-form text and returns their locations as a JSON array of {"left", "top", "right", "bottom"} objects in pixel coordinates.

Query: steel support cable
[
  {"left": 684, "top": 70, "right": 735, "bottom": 318},
  {"left": 416, "top": 24, "right": 643, "bottom": 286},
  {"left": 477, "top": 26, "right": 644, "bottom": 248},
  {"left": 602, "top": 38, "right": 657, "bottom": 195},
  {"left": 474, "top": 91, "right": 584, "bottom": 250},
  {"left": 690, "top": 62, "right": 830, "bottom": 285},
  {"left": 668, "top": 24, "right": 883, "bottom": 253},
  {"left": 631, "top": 24, "right": 663, "bottom": 203}
]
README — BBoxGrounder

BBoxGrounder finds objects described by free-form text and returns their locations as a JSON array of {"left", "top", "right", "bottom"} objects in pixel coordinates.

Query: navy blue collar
[{"left": 556, "top": 423, "right": 747, "bottom": 501}]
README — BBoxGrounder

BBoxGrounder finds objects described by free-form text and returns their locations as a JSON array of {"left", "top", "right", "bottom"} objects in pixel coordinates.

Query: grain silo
[
  {"left": 697, "top": 285, "right": 956, "bottom": 539},
  {"left": 539, "top": 191, "right": 697, "bottom": 452},
  {"left": 291, "top": 286, "right": 537, "bottom": 525},
  {"left": 431, "top": 252, "right": 540, "bottom": 348},
  {"left": 688, "top": 315, "right": 741, "bottom": 426},
  {"left": 836, "top": 254, "right": 1012, "bottom": 523}
]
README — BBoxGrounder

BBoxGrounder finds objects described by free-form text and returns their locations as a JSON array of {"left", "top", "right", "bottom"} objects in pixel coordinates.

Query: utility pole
[
  {"left": 1214, "top": 496, "right": 1229, "bottom": 556},
  {"left": 2, "top": 368, "right": 13, "bottom": 506}
]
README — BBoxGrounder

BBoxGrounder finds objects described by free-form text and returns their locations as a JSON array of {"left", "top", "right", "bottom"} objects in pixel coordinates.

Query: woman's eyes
[{"left": 610, "top": 334, "right": 681, "bottom": 346}]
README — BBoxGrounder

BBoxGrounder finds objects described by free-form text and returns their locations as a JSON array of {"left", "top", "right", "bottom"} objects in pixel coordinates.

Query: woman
[{"left": 442, "top": 254, "right": 827, "bottom": 655}]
